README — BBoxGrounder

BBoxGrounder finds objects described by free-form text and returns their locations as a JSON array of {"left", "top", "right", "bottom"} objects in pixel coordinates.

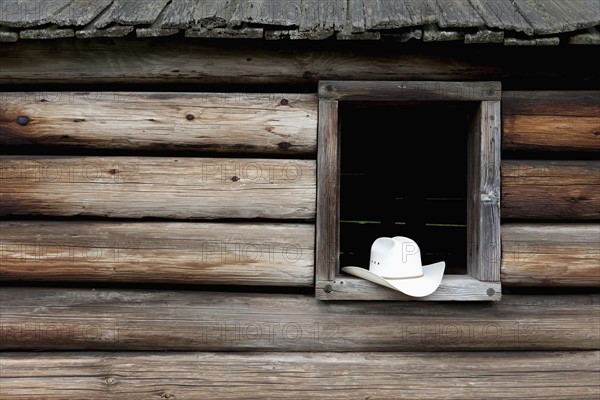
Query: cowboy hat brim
[{"left": 341, "top": 261, "right": 445, "bottom": 297}]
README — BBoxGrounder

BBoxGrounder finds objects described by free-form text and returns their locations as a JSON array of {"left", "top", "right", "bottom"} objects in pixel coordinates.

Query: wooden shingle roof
[{"left": 0, "top": 0, "right": 599, "bottom": 44}]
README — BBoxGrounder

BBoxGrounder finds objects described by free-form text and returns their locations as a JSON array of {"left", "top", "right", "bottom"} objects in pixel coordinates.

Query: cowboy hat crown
[{"left": 370, "top": 236, "right": 424, "bottom": 279}]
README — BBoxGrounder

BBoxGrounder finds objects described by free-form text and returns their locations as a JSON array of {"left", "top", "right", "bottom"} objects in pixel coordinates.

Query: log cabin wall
[
  {"left": 0, "top": 92, "right": 318, "bottom": 287},
  {"left": 1, "top": 1, "right": 599, "bottom": 396}
]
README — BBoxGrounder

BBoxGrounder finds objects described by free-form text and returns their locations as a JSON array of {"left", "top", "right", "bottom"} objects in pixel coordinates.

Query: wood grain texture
[
  {"left": 316, "top": 275, "right": 501, "bottom": 301},
  {"left": 0, "top": 0, "right": 72, "bottom": 28},
  {"left": 454, "top": 0, "right": 532, "bottom": 34},
  {"left": 231, "top": 0, "right": 301, "bottom": 26},
  {"left": 107, "top": 0, "right": 171, "bottom": 25},
  {"left": 501, "top": 160, "right": 600, "bottom": 220},
  {"left": 0, "top": 92, "right": 317, "bottom": 154},
  {"left": 50, "top": 0, "right": 113, "bottom": 26},
  {"left": 503, "top": 115, "right": 600, "bottom": 152},
  {"left": 468, "top": 101, "right": 502, "bottom": 282},
  {"left": 1, "top": 351, "right": 598, "bottom": 400},
  {"left": 502, "top": 91, "right": 600, "bottom": 117},
  {"left": 299, "top": 0, "right": 345, "bottom": 33},
  {"left": 0, "top": 156, "right": 316, "bottom": 219},
  {"left": 318, "top": 80, "right": 501, "bottom": 101},
  {"left": 502, "top": 91, "right": 600, "bottom": 152},
  {"left": 1, "top": 38, "right": 597, "bottom": 85},
  {"left": 0, "top": 288, "right": 597, "bottom": 351},
  {"left": 501, "top": 223, "right": 600, "bottom": 287},
  {"left": 0, "top": 221, "right": 315, "bottom": 286},
  {"left": 316, "top": 100, "right": 339, "bottom": 283}
]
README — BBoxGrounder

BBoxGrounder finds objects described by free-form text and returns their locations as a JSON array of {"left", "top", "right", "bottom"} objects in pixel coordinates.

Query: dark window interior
[{"left": 339, "top": 102, "right": 477, "bottom": 275}]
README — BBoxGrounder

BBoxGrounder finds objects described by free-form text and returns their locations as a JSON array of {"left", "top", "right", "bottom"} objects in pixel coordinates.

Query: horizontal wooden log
[
  {"left": 0, "top": 288, "right": 597, "bottom": 351},
  {"left": 318, "top": 80, "right": 501, "bottom": 101},
  {"left": 502, "top": 91, "right": 600, "bottom": 152},
  {"left": 503, "top": 91, "right": 600, "bottom": 117},
  {"left": 0, "top": 38, "right": 598, "bottom": 85},
  {"left": 503, "top": 116, "right": 600, "bottom": 152},
  {"left": 1, "top": 351, "right": 598, "bottom": 400},
  {"left": 0, "top": 221, "right": 314, "bottom": 286},
  {"left": 501, "top": 160, "right": 600, "bottom": 220},
  {"left": 0, "top": 156, "right": 316, "bottom": 219},
  {"left": 501, "top": 224, "right": 600, "bottom": 287},
  {"left": 0, "top": 92, "right": 318, "bottom": 154}
]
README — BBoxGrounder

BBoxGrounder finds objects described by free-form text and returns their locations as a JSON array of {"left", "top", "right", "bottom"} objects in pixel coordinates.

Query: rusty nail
[
  {"left": 324, "top": 284, "right": 333, "bottom": 293},
  {"left": 16, "top": 115, "right": 29, "bottom": 126},
  {"left": 109, "top": 168, "right": 118, "bottom": 175},
  {"left": 280, "top": 98, "right": 289, "bottom": 106},
  {"left": 186, "top": 114, "right": 194, "bottom": 120},
  {"left": 486, "top": 288, "right": 496, "bottom": 297}
]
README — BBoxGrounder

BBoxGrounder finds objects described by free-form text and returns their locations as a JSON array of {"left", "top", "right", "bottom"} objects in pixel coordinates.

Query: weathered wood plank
[
  {"left": 467, "top": 0, "right": 533, "bottom": 35},
  {"left": 402, "top": 0, "right": 438, "bottom": 25},
  {"left": 501, "top": 160, "right": 600, "bottom": 220},
  {"left": 512, "top": 0, "right": 564, "bottom": 35},
  {"left": 317, "top": 275, "right": 501, "bottom": 301},
  {"left": 0, "top": 156, "right": 316, "bottom": 219},
  {"left": 363, "top": 0, "right": 413, "bottom": 30},
  {"left": 0, "top": 221, "right": 315, "bottom": 287},
  {"left": 161, "top": 0, "right": 197, "bottom": 28},
  {"left": 435, "top": 0, "right": 484, "bottom": 28},
  {"left": 0, "top": 38, "right": 598, "bottom": 85},
  {"left": 0, "top": 92, "right": 318, "bottom": 153},
  {"left": 348, "top": 0, "right": 365, "bottom": 32},
  {"left": 107, "top": 0, "right": 171, "bottom": 25},
  {"left": 316, "top": 99, "right": 339, "bottom": 283},
  {"left": 75, "top": 25, "right": 134, "bottom": 39},
  {"left": 162, "top": 0, "right": 236, "bottom": 29},
  {"left": 502, "top": 90, "right": 600, "bottom": 152},
  {"left": 501, "top": 223, "right": 600, "bottom": 287},
  {"left": 0, "top": 0, "right": 72, "bottom": 28},
  {"left": 299, "top": 0, "right": 346, "bottom": 34},
  {"left": 231, "top": 0, "right": 301, "bottom": 27},
  {"left": 192, "top": 0, "right": 236, "bottom": 29},
  {"left": 50, "top": 0, "right": 113, "bottom": 26},
  {"left": 467, "top": 101, "right": 501, "bottom": 282},
  {"left": 1, "top": 351, "right": 598, "bottom": 400},
  {"left": 0, "top": 288, "right": 597, "bottom": 350},
  {"left": 134, "top": 1, "right": 179, "bottom": 37},
  {"left": 318, "top": 81, "right": 501, "bottom": 101},
  {"left": 502, "top": 91, "right": 600, "bottom": 117}
]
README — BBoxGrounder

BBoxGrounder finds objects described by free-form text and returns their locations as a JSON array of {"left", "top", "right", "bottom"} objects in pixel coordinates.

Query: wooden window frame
[{"left": 316, "top": 81, "right": 502, "bottom": 301}]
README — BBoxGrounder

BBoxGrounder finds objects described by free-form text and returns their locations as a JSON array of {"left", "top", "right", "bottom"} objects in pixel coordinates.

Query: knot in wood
[{"left": 16, "top": 115, "right": 30, "bottom": 125}]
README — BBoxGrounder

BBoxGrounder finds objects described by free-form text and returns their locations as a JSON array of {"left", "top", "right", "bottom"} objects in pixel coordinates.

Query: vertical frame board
[{"left": 316, "top": 81, "right": 502, "bottom": 301}]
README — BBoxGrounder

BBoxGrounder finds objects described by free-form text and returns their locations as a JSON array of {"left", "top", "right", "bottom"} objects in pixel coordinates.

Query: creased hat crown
[{"left": 369, "top": 236, "right": 424, "bottom": 279}]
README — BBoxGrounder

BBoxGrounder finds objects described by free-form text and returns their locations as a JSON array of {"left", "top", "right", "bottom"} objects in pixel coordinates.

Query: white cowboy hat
[{"left": 342, "top": 236, "right": 445, "bottom": 297}]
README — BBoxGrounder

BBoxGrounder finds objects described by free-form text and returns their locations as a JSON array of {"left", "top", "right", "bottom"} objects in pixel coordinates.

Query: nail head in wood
[
  {"left": 487, "top": 288, "right": 496, "bottom": 296},
  {"left": 186, "top": 114, "right": 195, "bottom": 120},
  {"left": 324, "top": 284, "right": 333, "bottom": 293},
  {"left": 280, "top": 98, "right": 289, "bottom": 105}
]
